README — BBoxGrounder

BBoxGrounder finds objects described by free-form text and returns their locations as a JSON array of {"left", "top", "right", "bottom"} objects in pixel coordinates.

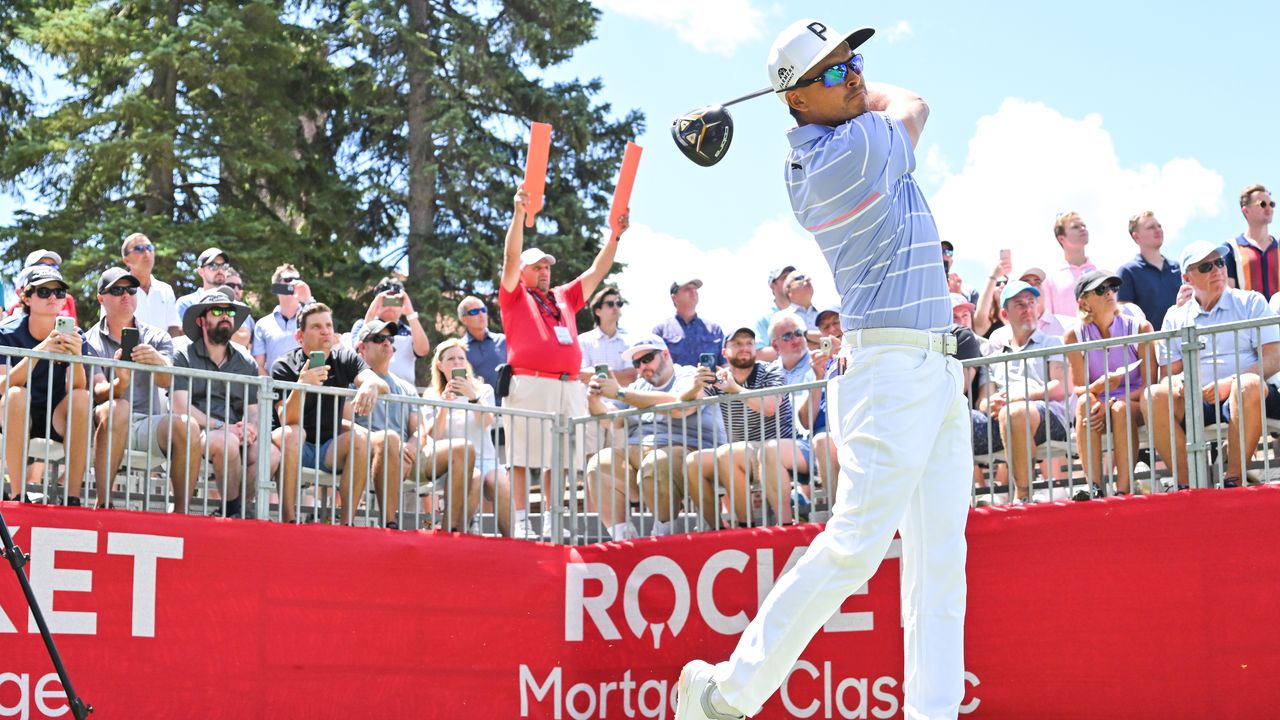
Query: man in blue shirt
[
  {"left": 677, "top": 19, "right": 970, "bottom": 720},
  {"left": 652, "top": 278, "right": 724, "bottom": 367},
  {"left": 457, "top": 295, "right": 507, "bottom": 396},
  {"left": 1116, "top": 211, "right": 1182, "bottom": 328}
]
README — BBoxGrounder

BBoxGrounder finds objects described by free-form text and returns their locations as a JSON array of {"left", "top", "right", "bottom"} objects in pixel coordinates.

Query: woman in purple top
[{"left": 1063, "top": 271, "right": 1156, "bottom": 495}]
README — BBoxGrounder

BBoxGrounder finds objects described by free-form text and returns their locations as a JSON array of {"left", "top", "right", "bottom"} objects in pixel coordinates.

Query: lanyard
[{"left": 527, "top": 288, "right": 563, "bottom": 325}]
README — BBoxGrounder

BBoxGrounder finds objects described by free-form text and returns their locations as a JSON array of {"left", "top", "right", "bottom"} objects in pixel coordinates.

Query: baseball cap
[
  {"left": 669, "top": 278, "right": 703, "bottom": 294},
  {"left": 96, "top": 267, "right": 141, "bottom": 294},
  {"left": 767, "top": 19, "right": 875, "bottom": 103},
  {"left": 24, "top": 249, "right": 62, "bottom": 268},
  {"left": 1074, "top": 270, "right": 1122, "bottom": 299},
  {"left": 197, "top": 247, "right": 231, "bottom": 267},
  {"left": 23, "top": 266, "right": 67, "bottom": 290},
  {"left": 1179, "top": 241, "right": 1231, "bottom": 273},
  {"left": 621, "top": 334, "right": 668, "bottom": 362},
  {"left": 1015, "top": 266, "right": 1047, "bottom": 283},
  {"left": 949, "top": 293, "right": 975, "bottom": 312},
  {"left": 724, "top": 326, "right": 756, "bottom": 346},
  {"left": 519, "top": 248, "right": 556, "bottom": 267},
  {"left": 940, "top": 240, "right": 954, "bottom": 252},
  {"left": 1000, "top": 280, "right": 1040, "bottom": 307},
  {"left": 767, "top": 265, "right": 796, "bottom": 284},
  {"left": 815, "top": 306, "right": 840, "bottom": 325},
  {"left": 357, "top": 319, "right": 400, "bottom": 342}
]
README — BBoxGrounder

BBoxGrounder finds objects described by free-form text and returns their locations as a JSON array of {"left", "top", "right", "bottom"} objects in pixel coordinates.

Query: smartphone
[
  {"left": 382, "top": 294, "right": 403, "bottom": 307},
  {"left": 119, "top": 327, "right": 140, "bottom": 360},
  {"left": 819, "top": 336, "right": 833, "bottom": 354},
  {"left": 1000, "top": 248, "right": 1011, "bottom": 266},
  {"left": 55, "top": 316, "right": 75, "bottom": 334},
  {"left": 308, "top": 350, "right": 326, "bottom": 369},
  {"left": 594, "top": 363, "right": 610, "bottom": 378},
  {"left": 451, "top": 368, "right": 467, "bottom": 379},
  {"left": 699, "top": 353, "right": 717, "bottom": 372},
  {"left": 271, "top": 282, "right": 295, "bottom": 296}
]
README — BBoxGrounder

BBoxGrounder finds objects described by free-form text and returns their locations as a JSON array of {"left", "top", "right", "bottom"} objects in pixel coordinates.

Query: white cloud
[
  {"left": 611, "top": 218, "right": 837, "bottom": 336},
  {"left": 594, "top": 0, "right": 766, "bottom": 57},
  {"left": 927, "top": 98, "right": 1224, "bottom": 276},
  {"left": 888, "top": 20, "right": 913, "bottom": 43}
]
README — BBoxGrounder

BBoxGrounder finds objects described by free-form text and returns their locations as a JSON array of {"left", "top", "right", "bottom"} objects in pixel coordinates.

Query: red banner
[{"left": 2, "top": 488, "right": 1279, "bottom": 719}]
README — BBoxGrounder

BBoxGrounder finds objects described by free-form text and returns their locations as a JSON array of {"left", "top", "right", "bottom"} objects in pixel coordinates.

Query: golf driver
[{"left": 671, "top": 86, "right": 773, "bottom": 167}]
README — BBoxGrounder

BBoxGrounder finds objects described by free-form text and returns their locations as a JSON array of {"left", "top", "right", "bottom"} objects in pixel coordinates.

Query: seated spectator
[
  {"left": 120, "top": 232, "right": 181, "bottom": 336},
  {"left": 272, "top": 302, "right": 390, "bottom": 525},
  {"left": 171, "top": 287, "right": 278, "bottom": 517},
  {"left": 653, "top": 278, "right": 725, "bottom": 368},
  {"left": 457, "top": 295, "right": 507, "bottom": 395},
  {"left": 1117, "top": 211, "right": 1182, "bottom": 329},
  {"left": 8, "top": 250, "right": 76, "bottom": 320},
  {"left": 795, "top": 324, "right": 842, "bottom": 496},
  {"left": 84, "top": 269, "right": 200, "bottom": 511},
  {"left": 222, "top": 268, "right": 255, "bottom": 351},
  {"left": 972, "top": 280, "right": 1068, "bottom": 501},
  {"left": 253, "top": 264, "right": 312, "bottom": 375},
  {"left": 586, "top": 335, "right": 725, "bottom": 539},
  {"left": 811, "top": 307, "right": 842, "bottom": 347},
  {"left": 349, "top": 276, "right": 430, "bottom": 387},
  {"left": 951, "top": 293, "right": 975, "bottom": 330},
  {"left": 1224, "top": 184, "right": 1277, "bottom": 296},
  {"left": 0, "top": 267, "right": 91, "bottom": 503},
  {"left": 176, "top": 247, "right": 232, "bottom": 319},
  {"left": 422, "top": 339, "right": 508, "bottom": 534},
  {"left": 1147, "top": 241, "right": 1279, "bottom": 489},
  {"left": 766, "top": 311, "right": 815, "bottom": 387},
  {"left": 988, "top": 266, "right": 1067, "bottom": 345},
  {"left": 1063, "top": 271, "right": 1155, "bottom": 495},
  {"left": 687, "top": 327, "right": 806, "bottom": 525},
  {"left": 755, "top": 265, "right": 796, "bottom": 362},
  {"left": 1042, "top": 211, "right": 1098, "bottom": 317},
  {"left": 783, "top": 271, "right": 819, "bottom": 328}
]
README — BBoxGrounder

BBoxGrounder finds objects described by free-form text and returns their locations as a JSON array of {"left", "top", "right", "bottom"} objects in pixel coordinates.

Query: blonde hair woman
[{"left": 423, "top": 339, "right": 510, "bottom": 534}]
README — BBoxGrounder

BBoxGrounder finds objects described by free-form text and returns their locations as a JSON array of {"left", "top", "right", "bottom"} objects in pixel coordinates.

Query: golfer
[{"left": 677, "top": 19, "right": 971, "bottom": 720}]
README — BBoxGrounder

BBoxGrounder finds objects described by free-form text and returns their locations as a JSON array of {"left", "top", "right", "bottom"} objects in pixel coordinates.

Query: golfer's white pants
[{"left": 714, "top": 345, "right": 972, "bottom": 719}]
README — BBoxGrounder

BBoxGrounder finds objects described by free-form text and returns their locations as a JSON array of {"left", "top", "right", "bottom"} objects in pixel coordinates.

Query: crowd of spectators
[{"left": 3, "top": 184, "right": 1280, "bottom": 533}]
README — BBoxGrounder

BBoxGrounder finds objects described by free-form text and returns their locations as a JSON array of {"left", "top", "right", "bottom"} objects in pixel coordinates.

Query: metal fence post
[
  {"left": 547, "top": 410, "right": 571, "bottom": 544},
  {"left": 254, "top": 376, "right": 274, "bottom": 520},
  {"left": 1179, "top": 324, "right": 1209, "bottom": 489}
]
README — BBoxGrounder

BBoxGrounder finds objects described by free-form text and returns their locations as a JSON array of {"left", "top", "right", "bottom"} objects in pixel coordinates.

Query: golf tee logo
[{"left": 807, "top": 22, "right": 828, "bottom": 40}]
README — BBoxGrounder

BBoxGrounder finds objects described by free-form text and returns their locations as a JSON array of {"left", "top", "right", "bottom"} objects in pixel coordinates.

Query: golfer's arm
[{"left": 865, "top": 82, "right": 928, "bottom": 147}]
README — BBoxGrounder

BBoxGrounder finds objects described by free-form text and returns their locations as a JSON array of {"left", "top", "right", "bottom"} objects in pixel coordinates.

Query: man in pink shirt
[{"left": 1041, "top": 211, "right": 1097, "bottom": 317}]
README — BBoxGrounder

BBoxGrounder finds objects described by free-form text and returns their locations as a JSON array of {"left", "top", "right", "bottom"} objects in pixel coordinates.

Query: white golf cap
[
  {"left": 520, "top": 247, "right": 556, "bottom": 267},
  {"left": 1015, "top": 266, "right": 1047, "bottom": 282},
  {"left": 1179, "top": 241, "right": 1231, "bottom": 274},
  {"left": 766, "top": 19, "right": 875, "bottom": 103}
]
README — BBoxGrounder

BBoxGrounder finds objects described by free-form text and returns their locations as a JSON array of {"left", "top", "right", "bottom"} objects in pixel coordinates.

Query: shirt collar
[{"left": 787, "top": 123, "right": 831, "bottom": 149}]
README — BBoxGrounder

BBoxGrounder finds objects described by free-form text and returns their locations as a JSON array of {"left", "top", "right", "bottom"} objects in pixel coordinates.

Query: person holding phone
[
  {"left": 253, "top": 263, "right": 313, "bottom": 376},
  {"left": 349, "top": 275, "right": 430, "bottom": 386},
  {"left": 83, "top": 268, "right": 201, "bottom": 511},
  {"left": 0, "top": 266, "right": 92, "bottom": 504}
]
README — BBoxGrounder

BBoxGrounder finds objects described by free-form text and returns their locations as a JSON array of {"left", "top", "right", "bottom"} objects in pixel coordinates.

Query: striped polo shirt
[
  {"left": 783, "top": 112, "right": 949, "bottom": 333},
  {"left": 705, "top": 362, "right": 794, "bottom": 442}
]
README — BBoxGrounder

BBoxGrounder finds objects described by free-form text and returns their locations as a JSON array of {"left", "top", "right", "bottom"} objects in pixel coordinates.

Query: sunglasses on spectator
[
  {"left": 631, "top": 350, "right": 659, "bottom": 368},
  {"left": 378, "top": 283, "right": 403, "bottom": 294},
  {"left": 994, "top": 278, "right": 1008, "bottom": 287},
  {"left": 363, "top": 334, "right": 395, "bottom": 345},
  {"left": 224, "top": 282, "right": 243, "bottom": 290},
  {"left": 205, "top": 307, "right": 235, "bottom": 317},
  {"left": 792, "top": 54, "right": 864, "bottom": 89},
  {"left": 600, "top": 300, "right": 626, "bottom": 309},
  {"left": 128, "top": 244, "right": 155, "bottom": 254},
  {"left": 279, "top": 276, "right": 301, "bottom": 284},
  {"left": 30, "top": 287, "right": 68, "bottom": 299},
  {"left": 942, "top": 248, "right": 954, "bottom": 256},
  {"left": 776, "top": 330, "right": 804, "bottom": 342},
  {"left": 203, "top": 261, "right": 230, "bottom": 270},
  {"left": 104, "top": 286, "right": 139, "bottom": 297},
  {"left": 1193, "top": 257, "right": 1227, "bottom": 274},
  {"left": 1255, "top": 200, "right": 1277, "bottom": 209},
  {"left": 463, "top": 307, "right": 487, "bottom": 316},
  {"left": 1088, "top": 283, "right": 1120, "bottom": 297}
]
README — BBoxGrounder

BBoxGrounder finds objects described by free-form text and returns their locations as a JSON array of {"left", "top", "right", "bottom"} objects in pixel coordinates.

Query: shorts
[
  {"left": 129, "top": 413, "right": 178, "bottom": 454},
  {"left": 1268, "top": 383, "right": 1280, "bottom": 420},
  {"left": 298, "top": 437, "right": 339, "bottom": 473},
  {"left": 971, "top": 402, "right": 1068, "bottom": 456},
  {"left": 25, "top": 399, "right": 65, "bottom": 442},
  {"left": 1178, "top": 399, "right": 1232, "bottom": 430},
  {"left": 504, "top": 375, "right": 587, "bottom": 470}
]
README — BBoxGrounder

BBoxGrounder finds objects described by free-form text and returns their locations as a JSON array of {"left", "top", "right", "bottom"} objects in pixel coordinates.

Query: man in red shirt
[{"left": 498, "top": 185, "right": 627, "bottom": 539}]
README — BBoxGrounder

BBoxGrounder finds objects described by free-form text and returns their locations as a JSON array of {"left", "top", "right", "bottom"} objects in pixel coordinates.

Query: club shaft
[{"left": 721, "top": 86, "right": 774, "bottom": 108}]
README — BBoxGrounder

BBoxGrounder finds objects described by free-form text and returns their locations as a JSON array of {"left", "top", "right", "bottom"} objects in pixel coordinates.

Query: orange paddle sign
[
  {"left": 609, "top": 142, "right": 642, "bottom": 241},
  {"left": 522, "top": 122, "right": 553, "bottom": 227}
]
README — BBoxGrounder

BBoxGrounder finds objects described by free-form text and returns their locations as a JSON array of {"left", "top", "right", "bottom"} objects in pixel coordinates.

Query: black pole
[{"left": 0, "top": 507, "right": 92, "bottom": 720}]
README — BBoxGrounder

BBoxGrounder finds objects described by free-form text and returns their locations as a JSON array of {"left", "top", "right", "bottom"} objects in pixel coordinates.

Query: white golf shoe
[{"left": 675, "top": 660, "right": 743, "bottom": 720}]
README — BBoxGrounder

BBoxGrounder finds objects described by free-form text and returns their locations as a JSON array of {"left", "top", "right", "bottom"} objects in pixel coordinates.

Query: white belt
[{"left": 843, "top": 328, "right": 957, "bottom": 356}]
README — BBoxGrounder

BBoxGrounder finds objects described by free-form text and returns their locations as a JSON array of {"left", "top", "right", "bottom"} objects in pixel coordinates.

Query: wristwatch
[
  {"left": 209, "top": 419, "right": 224, "bottom": 430},
  {"left": 616, "top": 387, "right": 628, "bottom": 402}
]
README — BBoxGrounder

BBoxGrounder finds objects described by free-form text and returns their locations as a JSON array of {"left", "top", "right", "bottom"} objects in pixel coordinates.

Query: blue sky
[{"left": 6, "top": 2, "right": 1280, "bottom": 329}]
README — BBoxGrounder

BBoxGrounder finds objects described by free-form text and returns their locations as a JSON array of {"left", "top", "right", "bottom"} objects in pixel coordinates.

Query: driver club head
[{"left": 671, "top": 105, "right": 734, "bottom": 167}]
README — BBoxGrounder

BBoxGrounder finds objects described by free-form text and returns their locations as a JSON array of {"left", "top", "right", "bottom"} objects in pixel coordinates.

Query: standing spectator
[
  {"left": 578, "top": 285, "right": 636, "bottom": 385},
  {"left": 457, "top": 295, "right": 507, "bottom": 393},
  {"left": 272, "top": 303, "right": 390, "bottom": 525},
  {"left": 8, "top": 251, "right": 76, "bottom": 320},
  {"left": 941, "top": 240, "right": 978, "bottom": 303},
  {"left": 950, "top": 293, "right": 975, "bottom": 329},
  {"left": 1116, "top": 211, "right": 1182, "bottom": 329},
  {"left": 766, "top": 311, "right": 814, "bottom": 387},
  {"left": 170, "top": 288, "right": 276, "bottom": 517},
  {"left": 349, "top": 276, "right": 431, "bottom": 387},
  {"left": 121, "top": 232, "right": 181, "bottom": 337},
  {"left": 755, "top": 265, "right": 796, "bottom": 361},
  {"left": 972, "top": 250, "right": 1013, "bottom": 337},
  {"left": 654, "top": 278, "right": 725, "bottom": 368},
  {"left": 1148, "top": 241, "right": 1279, "bottom": 489},
  {"left": 1041, "top": 212, "right": 1098, "bottom": 318},
  {"left": 687, "top": 327, "right": 807, "bottom": 526},
  {"left": 84, "top": 269, "right": 201, "bottom": 511},
  {"left": 253, "top": 264, "right": 312, "bottom": 376},
  {"left": 222, "top": 268, "right": 255, "bottom": 351},
  {"left": 973, "top": 280, "right": 1068, "bottom": 501},
  {"left": 586, "top": 335, "right": 725, "bottom": 539},
  {"left": 498, "top": 186, "right": 626, "bottom": 539},
  {"left": 1224, "top": 184, "right": 1278, "bottom": 296},
  {"left": 783, "top": 272, "right": 820, "bottom": 328},
  {"left": 0, "top": 267, "right": 91, "bottom": 503},
  {"left": 175, "top": 247, "right": 232, "bottom": 319},
  {"left": 1063, "top": 271, "right": 1155, "bottom": 495}
]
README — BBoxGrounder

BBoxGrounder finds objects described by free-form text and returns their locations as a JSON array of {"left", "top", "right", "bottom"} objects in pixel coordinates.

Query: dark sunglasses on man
[
  {"left": 631, "top": 350, "right": 659, "bottom": 368},
  {"left": 1193, "top": 257, "right": 1227, "bottom": 274},
  {"left": 103, "top": 286, "right": 139, "bottom": 297},
  {"left": 29, "top": 287, "right": 68, "bottom": 300}
]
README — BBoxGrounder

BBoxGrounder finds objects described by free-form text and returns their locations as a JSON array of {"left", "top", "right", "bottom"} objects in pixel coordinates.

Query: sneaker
[
  {"left": 513, "top": 517, "right": 539, "bottom": 541},
  {"left": 540, "top": 511, "right": 571, "bottom": 541},
  {"left": 467, "top": 514, "right": 483, "bottom": 535},
  {"left": 675, "top": 660, "right": 742, "bottom": 720}
]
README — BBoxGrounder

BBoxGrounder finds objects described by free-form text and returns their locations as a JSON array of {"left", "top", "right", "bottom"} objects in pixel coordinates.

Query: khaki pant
[{"left": 586, "top": 444, "right": 718, "bottom": 531}]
